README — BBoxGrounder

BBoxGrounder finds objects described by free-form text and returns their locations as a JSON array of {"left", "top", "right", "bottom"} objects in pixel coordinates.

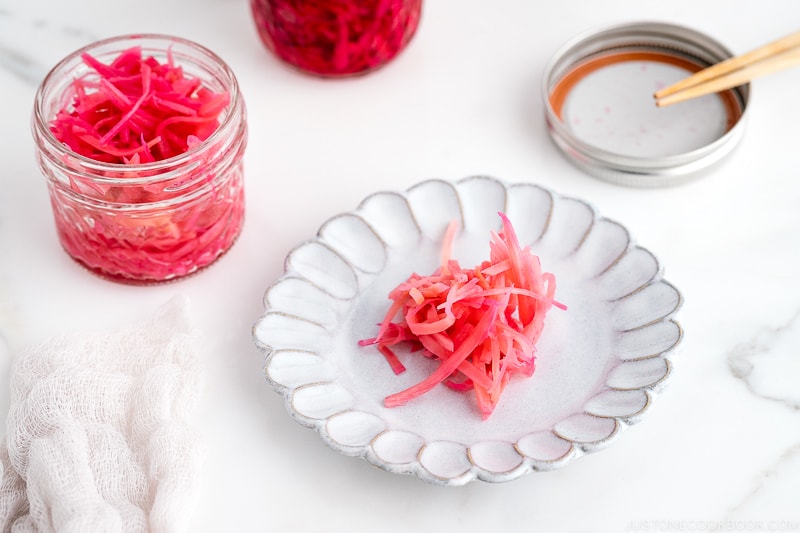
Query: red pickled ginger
[
  {"left": 50, "top": 46, "right": 229, "bottom": 165},
  {"left": 359, "top": 213, "right": 565, "bottom": 420}
]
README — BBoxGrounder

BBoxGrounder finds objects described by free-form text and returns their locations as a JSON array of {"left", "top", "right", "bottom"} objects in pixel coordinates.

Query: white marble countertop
[{"left": 1, "top": 0, "right": 799, "bottom": 531}]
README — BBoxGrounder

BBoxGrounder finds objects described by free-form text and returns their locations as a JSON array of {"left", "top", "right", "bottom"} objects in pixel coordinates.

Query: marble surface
[{"left": 1, "top": 0, "right": 799, "bottom": 531}]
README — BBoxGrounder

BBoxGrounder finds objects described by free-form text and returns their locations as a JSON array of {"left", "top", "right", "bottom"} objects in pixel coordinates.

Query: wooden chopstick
[{"left": 654, "top": 30, "right": 800, "bottom": 107}]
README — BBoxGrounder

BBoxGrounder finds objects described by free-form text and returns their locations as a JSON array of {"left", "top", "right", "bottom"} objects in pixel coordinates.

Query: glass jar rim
[{"left": 33, "top": 33, "right": 243, "bottom": 184}]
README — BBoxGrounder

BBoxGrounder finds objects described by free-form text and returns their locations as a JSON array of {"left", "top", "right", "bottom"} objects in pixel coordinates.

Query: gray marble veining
[
  {"left": 728, "top": 310, "right": 800, "bottom": 411},
  {"left": 0, "top": 8, "right": 97, "bottom": 85}
]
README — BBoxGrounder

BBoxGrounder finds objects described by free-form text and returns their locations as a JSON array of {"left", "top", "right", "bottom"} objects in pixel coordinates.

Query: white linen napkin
[{"left": 0, "top": 296, "right": 204, "bottom": 533}]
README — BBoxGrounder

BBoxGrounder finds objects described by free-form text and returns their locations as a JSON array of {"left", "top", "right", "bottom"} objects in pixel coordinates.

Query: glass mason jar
[
  {"left": 250, "top": 0, "right": 422, "bottom": 77},
  {"left": 32, "top": 34, "right": 247, "bottom": 284}
]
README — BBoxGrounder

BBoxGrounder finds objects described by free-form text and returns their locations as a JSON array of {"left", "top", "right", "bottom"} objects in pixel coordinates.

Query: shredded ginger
[
  {"left": 50, "top": 46, "right": 229, "bottom": 164},
  {"left": 251, "top": 0, "right": 422, "bottom": 76},
  {"left": 359, "top": 213, "right": 565, "bottom": 420}
]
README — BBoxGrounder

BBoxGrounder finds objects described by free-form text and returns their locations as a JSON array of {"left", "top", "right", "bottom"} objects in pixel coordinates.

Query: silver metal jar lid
[{"left": 542, "top": 21, "right": 750, "bottom": 187}]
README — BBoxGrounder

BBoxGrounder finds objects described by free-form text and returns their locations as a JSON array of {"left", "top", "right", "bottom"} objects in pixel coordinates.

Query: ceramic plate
[{"left": 252, "top": 176, "right": 683, "bottom": 485}]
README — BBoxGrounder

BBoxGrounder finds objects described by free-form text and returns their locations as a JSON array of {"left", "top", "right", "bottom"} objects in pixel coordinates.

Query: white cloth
[{"left": 0, "top": 297, "right": 203, "bottom": 533}]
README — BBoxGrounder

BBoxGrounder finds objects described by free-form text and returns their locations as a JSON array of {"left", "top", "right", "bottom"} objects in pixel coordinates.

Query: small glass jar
[
  {"left": 32, "top": 34, "right": 247, "bottom": 284},
  {"left": 250, "top": 0, "right": 422, "bottom": 77}
]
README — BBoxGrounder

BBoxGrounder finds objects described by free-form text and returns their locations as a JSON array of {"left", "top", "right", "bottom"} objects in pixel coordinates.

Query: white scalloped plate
[{"left": 253, "top": 176, "right": 683, "bottom": 485}]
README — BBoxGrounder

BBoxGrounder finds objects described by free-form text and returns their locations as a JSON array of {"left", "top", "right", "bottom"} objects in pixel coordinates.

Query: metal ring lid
[{"left": 543, "top": 21, "right": 750, "bottom": 187}]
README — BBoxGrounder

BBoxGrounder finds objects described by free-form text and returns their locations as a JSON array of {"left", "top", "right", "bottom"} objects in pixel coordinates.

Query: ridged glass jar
[
  {"left": 32, "top": 34, "right": 247, "bottom": 284},
  {"left": 250, "top": 0, "right": 422, "bottom": 77}
]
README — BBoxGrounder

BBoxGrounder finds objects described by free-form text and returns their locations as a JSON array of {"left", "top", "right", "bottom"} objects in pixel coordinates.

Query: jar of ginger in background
[{"left": 250, "top": 0, "right": 422, "bottom": 77}]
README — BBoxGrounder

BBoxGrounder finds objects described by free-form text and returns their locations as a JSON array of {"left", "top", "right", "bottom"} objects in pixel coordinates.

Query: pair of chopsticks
[{"left": 654, "top": 30, "right": 800, "bottom": 107}]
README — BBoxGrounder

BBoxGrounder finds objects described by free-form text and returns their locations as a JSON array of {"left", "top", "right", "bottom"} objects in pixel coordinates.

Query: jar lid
[{"left": 542, "top": 21, "right": 750, "bottom": 187}]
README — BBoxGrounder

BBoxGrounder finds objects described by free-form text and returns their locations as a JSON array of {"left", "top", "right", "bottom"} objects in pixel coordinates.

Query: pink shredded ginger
[
  {"left": 250, "top": 0, "right": 422, "bottom": 77},
  {"left": 50, "top": 46, "right": 229, "bottom": 164},
  {"left": 360, "top": 213, "right": 565, "bottom": 420}
]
